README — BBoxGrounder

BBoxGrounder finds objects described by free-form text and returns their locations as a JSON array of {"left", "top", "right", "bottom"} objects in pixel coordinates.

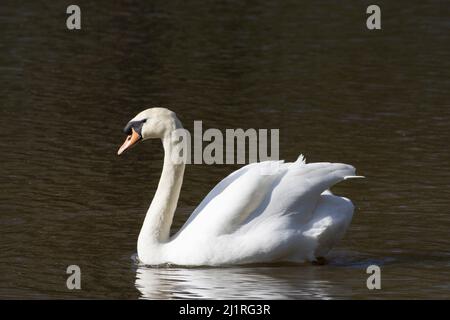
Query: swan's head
[{"left": 117, "top": 107, "right": 181, "bottom": 155}]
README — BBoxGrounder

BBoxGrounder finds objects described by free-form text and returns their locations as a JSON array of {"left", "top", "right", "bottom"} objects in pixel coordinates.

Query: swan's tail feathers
[{"left": 344, "top": 175, "right": 365, "bottom": 180}]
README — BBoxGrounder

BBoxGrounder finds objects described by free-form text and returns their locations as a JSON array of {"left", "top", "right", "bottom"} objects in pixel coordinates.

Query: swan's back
[{"left": 168, "top": 155, "right": 359, "bottom": 265}]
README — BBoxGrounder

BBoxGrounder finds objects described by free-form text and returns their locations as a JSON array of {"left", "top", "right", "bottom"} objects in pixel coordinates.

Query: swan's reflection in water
[{"left": 135, "top": 264, "right": 336, "bottom": 299}]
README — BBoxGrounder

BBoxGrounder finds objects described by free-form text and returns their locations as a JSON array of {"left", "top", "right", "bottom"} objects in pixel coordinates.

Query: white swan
[{"left": 118, "top": 108, "right": 362, "bottom": 266}]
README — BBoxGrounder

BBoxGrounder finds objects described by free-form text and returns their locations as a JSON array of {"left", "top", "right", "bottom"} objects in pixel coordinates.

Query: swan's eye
[
  {"left": 123, "top": 123, "right": 132, "bottom": 135},
  {"left": 123, "top": 118, "right": 147, "bottom": 135}
]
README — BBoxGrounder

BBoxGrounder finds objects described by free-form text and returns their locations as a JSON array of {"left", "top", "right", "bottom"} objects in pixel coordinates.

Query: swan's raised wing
[
  {"left": 174, "top": 156, "right": 359, "bottom": 243},
  {"left": 173, "top": 160, "right": 289, "bottom": 240},
  {"left": 228, "top": 160, "right": 359, "bottom": 263}
]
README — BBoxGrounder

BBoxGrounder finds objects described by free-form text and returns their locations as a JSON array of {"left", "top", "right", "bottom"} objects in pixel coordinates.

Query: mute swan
[{"left": 118, "top": 108, "right": 362, "bottom": 266}]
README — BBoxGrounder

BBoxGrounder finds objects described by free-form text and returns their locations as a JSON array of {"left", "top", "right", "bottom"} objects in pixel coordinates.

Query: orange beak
[{"left": 117, "top": 128, "right": 141, "bottom": 155}]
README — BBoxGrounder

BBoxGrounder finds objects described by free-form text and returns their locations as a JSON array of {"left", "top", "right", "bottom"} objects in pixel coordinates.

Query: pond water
[{"left": 0, "top": 1, "right": 449, "bottom": 299}]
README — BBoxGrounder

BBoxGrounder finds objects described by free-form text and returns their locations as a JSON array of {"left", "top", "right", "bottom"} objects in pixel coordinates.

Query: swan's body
[{"left": 118, "top": 108, "right": 361, "bottom": 266}]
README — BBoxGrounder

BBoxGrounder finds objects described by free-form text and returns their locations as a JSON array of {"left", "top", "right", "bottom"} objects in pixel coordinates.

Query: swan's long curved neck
[{"left": 138, "top": 129, "right": 185, "bottom": 254}]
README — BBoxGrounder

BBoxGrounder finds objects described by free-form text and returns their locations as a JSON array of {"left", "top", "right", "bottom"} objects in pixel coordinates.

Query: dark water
[{"left": 1, "top": 1, "right": 449, "bottom": 299}]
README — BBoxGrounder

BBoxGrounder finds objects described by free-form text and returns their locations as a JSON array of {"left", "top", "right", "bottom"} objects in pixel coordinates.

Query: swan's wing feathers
[
  {"left": 175, "top": 159, "right": 357, "bottom": 244},
  {"left": 175, "top": 161, "right": 287, "bottom": 239}
]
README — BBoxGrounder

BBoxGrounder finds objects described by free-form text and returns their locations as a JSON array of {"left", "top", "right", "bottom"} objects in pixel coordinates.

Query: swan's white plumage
[
  {"left": 164, "top": 158, "right": 357, "bottom": 265},
  {"left": 119, "top": 108, "right": 360, "bottom": 266}
]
